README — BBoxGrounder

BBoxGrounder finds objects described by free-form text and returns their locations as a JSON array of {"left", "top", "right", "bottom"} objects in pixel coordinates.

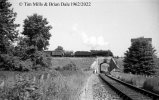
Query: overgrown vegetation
[
  {"left": 123, "top": 37, "right": 156, "bottom": 75},
  {"left": 0, "top": 70, "right": 59, "bottom": 100},
  {"left": 1, "top": 81, "right": 41, "bottom": 100},
  {"left": 0, "top": 57, "right": 94, "bottom": 100}
]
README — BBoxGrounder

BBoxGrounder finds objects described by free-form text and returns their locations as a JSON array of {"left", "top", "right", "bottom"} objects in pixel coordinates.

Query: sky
[{"left": 10, "top": 0, "right": 159, "bottom": 57}]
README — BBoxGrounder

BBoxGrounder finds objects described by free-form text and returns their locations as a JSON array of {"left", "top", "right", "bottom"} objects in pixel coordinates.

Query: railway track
[{"left": 99, "top": 73, "right": 159, "bottom": 100}]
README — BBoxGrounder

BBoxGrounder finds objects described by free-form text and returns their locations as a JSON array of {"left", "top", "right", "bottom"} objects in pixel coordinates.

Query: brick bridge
[{"left": 91, "top": 57, "right": 119, "bottom": 74}]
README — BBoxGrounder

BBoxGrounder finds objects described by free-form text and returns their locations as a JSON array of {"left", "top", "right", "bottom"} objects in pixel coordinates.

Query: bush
[
  {"left": 143, "top": 77, "right": 159, "bottom": 94},
  {"left": 63, "top": 62, "right": 77, "bottom": 71},
  {"left": 31, "top": 51, "right": 52, "bottom": 70},
  {"left": 1, "top": 52, "right": 51, "bottom": 71},
  {"left": 0, "top": 54, "right": 29, "bottom": 71},
  {"left": 54, "top": 66, "right": 61, "bottom": 71},
  {"left": 0, "top": 51, "right": 52, "bottom": 71},
  {"left": 55, "top": 61, "right": 78, "bottom": 71}
]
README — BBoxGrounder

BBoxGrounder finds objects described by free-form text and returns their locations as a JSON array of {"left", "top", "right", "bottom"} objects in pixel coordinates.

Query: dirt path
[
  {"left": 80, "top": 74, "right": 94, "bottom": 100},
  {"left": 80, "top": 59, "right": 98, "bottom": 100},
  {"left": 80, "top": 59, "right": 97, "bottom": 100}
]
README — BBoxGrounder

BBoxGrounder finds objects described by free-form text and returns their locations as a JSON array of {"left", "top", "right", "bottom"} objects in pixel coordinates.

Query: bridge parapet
[{"left": 108, "top": 58, "right": 119, "bottom": 72}]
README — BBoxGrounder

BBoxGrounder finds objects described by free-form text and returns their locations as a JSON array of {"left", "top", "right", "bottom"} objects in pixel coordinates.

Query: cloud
[
  {"left": 71, "top": 24, "right": 109, "bottom": 49},
  {"left": 81, "top": 32, "right": 109, "bottom": 47},
  {"left": 97, "top": 36, "right": 109, "bottom": 46}
]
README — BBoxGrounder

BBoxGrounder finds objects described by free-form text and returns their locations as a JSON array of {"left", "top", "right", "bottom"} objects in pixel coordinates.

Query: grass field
[
  {"left": 51, "top": 57, "right": 95, "bottom": 70},
  {"left": 0, "top": 57, "right": 95, "bottom": 100}
]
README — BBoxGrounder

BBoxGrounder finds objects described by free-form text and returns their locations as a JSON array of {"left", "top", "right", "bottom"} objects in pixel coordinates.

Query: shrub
[
  {"left": 63, "top": 62, "right": 77, "bottom": 71},
  {"left": 0, "top": 54, "right": 30, "bottom": 71},
  {"left": 143, "top": 77, "right": 159, "bottom": 94},
  {"left": 54, "top": 66, "right": 61, "bottom": 71},
  {"left": 29, "top": 51, "right": 52, "bottom": 70},
  {"left": 2, "top": 50, "right": 50, "bottom": 72},
  {"left": 0, "top": 51, "right": 52, "bottom": 71},
  {"left": 55, "top": 61, "right": 78, "bottom": 71}
]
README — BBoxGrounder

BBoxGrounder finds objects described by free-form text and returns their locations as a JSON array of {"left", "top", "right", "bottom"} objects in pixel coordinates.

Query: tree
[
  {"left": 14, "top": 36, "right": 29, "bottom": 59},
  {"left": 55, "top": 46, "right": 64, "bottom": 51},
  {"left": 107, "top": 50, "right": 114, "bottom": 57},
  {"left": 20, "top": 14, "right": 52, "bottom": 70},
  {"left": 22, "top": 14, "right": 52, "bottom": 51},
  {"left": 123, "top": 38, "right": 156, "bottom": 75},
  {"left": 0, "top": 0, "right": 19, "bottom": 54},
  {"left": 0, "top": 0, "right": 19, "bottom": 70}
]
